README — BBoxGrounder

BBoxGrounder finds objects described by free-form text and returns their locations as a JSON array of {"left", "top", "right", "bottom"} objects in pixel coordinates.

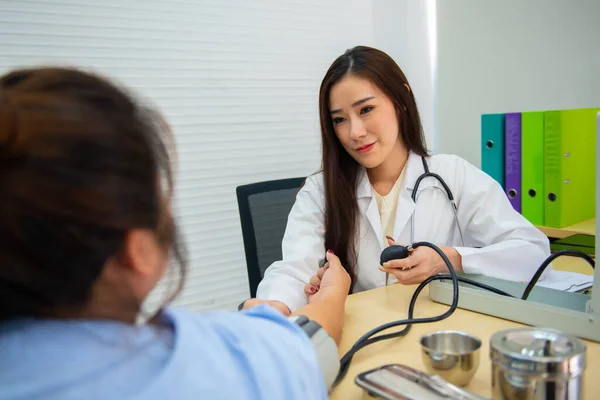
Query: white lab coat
[{"left": 256, "top": 151, "right": 551, "bottom": 312}]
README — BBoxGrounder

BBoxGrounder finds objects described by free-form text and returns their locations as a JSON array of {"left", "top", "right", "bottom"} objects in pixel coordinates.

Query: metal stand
[{"left": 429, "top": 277, "right": 599, "bottom": 342}]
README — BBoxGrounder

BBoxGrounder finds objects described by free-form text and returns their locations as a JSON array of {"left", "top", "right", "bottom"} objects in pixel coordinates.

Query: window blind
[{"left": 0, "top": 0, "right": 373, "bottom": 311}]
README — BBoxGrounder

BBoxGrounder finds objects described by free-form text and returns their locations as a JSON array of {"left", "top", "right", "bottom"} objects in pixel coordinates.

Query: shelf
[{"left": 536, "top": 218, "right": 596, "bottom": 239}]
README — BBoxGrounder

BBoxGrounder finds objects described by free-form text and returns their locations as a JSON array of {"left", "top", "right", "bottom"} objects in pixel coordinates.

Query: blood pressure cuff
[{"left": 288, "top": 315, "right": 340, "bottom": 391}]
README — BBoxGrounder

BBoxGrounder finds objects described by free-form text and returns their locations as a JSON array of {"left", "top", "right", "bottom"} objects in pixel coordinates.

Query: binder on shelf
[
  {"left": 544, "top": 108, "right": 599, "bottom": 228},
  {"left": 550, "top": 234, "right": 595, "bottom": 256},
  {"left": 505, "top": 112, "right": 522, "bottom": 212},
  {"left": 521, "top": 111, "right": 545, "bottom": 225},
  {"left": 481, "top": 113, "right": 505, "bottom": 188}
]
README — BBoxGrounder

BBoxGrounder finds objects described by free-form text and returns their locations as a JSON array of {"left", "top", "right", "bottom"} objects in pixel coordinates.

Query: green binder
[
  {"left": 521, "top": 111, "right": 545, "bottom": 225},
  {"left": 544, "top": 108, "right": 599, "bottom": 228},
  {"left": 550, "top": 234, "right": 595, "bottom": 256}
]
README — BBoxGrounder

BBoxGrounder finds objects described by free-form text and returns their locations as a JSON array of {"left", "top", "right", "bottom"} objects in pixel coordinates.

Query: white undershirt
[
  {"left": 372, "top": 166, "right": 407, "bottom": 285},
  {"left": 372, "top": 166, "right": 406, "bottom": 245}
]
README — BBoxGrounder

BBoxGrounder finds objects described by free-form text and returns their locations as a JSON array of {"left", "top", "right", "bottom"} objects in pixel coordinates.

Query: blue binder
[{"left": 481, "top": 113, "right": 506, "bottom": 188}]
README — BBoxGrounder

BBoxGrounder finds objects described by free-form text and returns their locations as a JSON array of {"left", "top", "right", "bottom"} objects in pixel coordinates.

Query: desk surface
[
  {"left": 551, "top": 255, "right": 595, "bottom": 276},
  {"left": 536, "top": 217, "right": 595, "bottom": 239},
  {"left": 330, "top": 284, "right": 599, "bottom": 399}
]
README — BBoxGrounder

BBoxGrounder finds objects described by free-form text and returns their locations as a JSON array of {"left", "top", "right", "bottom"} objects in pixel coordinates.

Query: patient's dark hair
[{"left": 0, "top": 67, "right": 186, "bottom": 321}]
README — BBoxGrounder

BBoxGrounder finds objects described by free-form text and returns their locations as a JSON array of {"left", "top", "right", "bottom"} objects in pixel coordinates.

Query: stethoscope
[
  {"left": 383, "top": 156, "right": 466, "bottom": 286},
  {"left": 409, "top": 156, "right": 465, "bottom": 247}
]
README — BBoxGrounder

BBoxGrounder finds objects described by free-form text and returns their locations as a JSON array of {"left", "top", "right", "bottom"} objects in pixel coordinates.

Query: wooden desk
[
  {"left": 330, "top": 284, "right": 600, "bottom": 399},
  {"left": 536, "top": 218, "right": 595, "bottom": 239},
  {"left": 552, "top": 256, "right": 595, "bottom": 276}
]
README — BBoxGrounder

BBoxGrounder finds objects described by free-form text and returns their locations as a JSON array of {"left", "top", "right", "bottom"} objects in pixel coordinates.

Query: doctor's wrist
[{"left": 439, "top": 247, "right": 464, "bottom": 274}]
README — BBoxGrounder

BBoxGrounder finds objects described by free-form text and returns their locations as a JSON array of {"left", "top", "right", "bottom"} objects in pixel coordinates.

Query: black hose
[{"left": 521, "top": 250, "right": 595, "bottom": 300}]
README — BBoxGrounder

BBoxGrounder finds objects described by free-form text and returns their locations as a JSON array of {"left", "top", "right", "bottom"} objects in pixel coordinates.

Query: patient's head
[{"left": 0, "top": 67, "right": 185, "bottom": 322}]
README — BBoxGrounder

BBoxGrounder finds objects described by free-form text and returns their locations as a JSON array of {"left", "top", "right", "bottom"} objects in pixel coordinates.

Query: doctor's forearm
[
  {"left": 441, "top": 247, "right": 463, "bottom": 274},
  {"left": 454, "top": 240, "right": 549, "bottom": 280}
]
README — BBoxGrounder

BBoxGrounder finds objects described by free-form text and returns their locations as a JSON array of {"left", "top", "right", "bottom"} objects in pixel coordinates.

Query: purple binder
[{"left": 505, "top": 113, "right": 522, "bottom": 212}]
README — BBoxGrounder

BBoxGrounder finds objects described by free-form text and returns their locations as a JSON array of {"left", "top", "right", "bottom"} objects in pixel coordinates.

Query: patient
[{"left": 0, "top": 67, "right": 349, "bottom": 399}]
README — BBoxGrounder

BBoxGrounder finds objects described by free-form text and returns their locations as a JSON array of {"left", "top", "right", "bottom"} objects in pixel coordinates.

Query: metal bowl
[{"left": 420, "top": 330, "right": 482, "bottom": 387}]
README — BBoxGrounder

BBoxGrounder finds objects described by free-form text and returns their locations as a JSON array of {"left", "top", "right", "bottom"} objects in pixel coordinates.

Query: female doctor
[{"left": 252, "top": 46, "right": 550, "bottom": 314}]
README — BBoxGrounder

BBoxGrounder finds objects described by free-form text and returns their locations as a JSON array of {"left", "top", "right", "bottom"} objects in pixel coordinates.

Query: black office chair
[{"left": 236, "top": 177, "right": 306, "bottom": 297}]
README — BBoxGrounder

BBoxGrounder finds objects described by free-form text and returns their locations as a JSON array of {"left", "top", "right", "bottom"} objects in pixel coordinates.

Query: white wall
[
  {"left": 0, "top": 0, "right": 374, "bottom": 312},
  {"left": 373, "top": 0, "right": 437, "bottom": 151},
  {"left": 13, "top": 0, "right": 586, "bottom": 311},
  {"left": 436, "top": 0, "right": 600, "bottom": 167}
]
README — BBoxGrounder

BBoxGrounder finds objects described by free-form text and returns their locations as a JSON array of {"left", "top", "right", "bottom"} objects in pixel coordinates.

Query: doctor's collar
[{"left": 357, "top": 152, "right": 435, "bottom": 198}]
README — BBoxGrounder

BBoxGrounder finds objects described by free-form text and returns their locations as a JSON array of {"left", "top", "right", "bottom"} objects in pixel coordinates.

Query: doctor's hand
[
  {"left": 380, "top": 237, "right": 463, "bottom": 285},
  {"left": 242, "top": 299, "right": 292, "bottom": 316},
  {"left": 304, "top": 250, "right": 351, "bottom": 304}
]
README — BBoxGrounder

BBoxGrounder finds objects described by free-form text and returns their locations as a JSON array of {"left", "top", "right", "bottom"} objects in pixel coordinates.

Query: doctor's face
[{"left": 328, "top": 74, "right": 404, "bottom": 169}]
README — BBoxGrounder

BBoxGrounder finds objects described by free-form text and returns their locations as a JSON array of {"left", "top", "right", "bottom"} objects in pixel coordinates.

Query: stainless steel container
[
  {"left": 420, "top": 330, "right": 482, "bottom": 387},
  {"left": 490, "top": 328, "right": 586, "bottom": 400}
]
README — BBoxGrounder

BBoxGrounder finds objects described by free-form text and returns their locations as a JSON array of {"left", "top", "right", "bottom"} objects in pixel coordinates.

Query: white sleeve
[
  {"left": 453, "top": 158, "right": 551, "bottom": 282},
  {"left": 256, "top": 175, "right": 326, "bottom": 312}
]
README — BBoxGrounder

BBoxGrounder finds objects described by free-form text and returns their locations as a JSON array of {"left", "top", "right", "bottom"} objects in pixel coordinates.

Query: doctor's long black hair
[{"left": 318, "top": 46, "right": 428, "bottom": 289}]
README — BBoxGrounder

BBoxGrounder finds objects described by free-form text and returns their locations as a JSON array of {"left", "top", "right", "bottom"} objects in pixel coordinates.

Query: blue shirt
[{"left": 0, "top": 305, "right": 327, "bottom": 399}]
